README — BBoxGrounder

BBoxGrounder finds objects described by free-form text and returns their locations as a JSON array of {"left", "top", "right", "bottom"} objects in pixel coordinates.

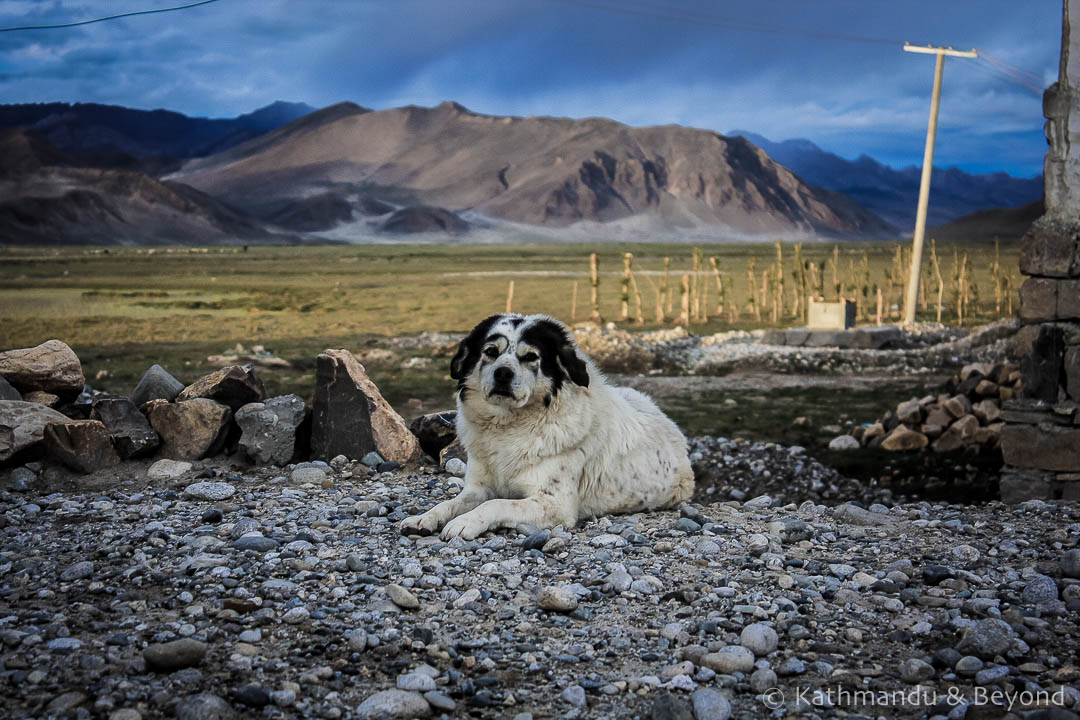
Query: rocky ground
[{"left": 2, "top": 452, "right": 1079, "bottom": 720}]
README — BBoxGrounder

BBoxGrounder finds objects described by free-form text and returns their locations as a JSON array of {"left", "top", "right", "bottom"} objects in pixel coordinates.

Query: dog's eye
[
  {"left": 520, "top": 352, "right": 539, "bottom": 363},
  {"left": 483, "top": 346, "right": 499, "bottom": 358}
]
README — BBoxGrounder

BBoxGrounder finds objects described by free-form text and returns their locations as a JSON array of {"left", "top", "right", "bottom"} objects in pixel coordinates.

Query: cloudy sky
[{"left": 0, "top": 0, "right": 1061, "bottom": 177}]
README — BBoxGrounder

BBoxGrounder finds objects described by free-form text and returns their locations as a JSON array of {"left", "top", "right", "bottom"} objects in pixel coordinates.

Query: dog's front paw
[
  {"left": 399, "top": 511, "right": 442, "bottom": 536},
  {"left": 440, "top": 514, "right": 487, "bottom": 541}
]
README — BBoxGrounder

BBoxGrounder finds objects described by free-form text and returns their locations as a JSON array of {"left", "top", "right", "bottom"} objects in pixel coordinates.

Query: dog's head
[{"left": 450, "top": 314, "right": 590, "bottom": 410}]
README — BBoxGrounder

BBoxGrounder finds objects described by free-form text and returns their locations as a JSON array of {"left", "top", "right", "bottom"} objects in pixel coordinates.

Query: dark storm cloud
[{"left": 0, "top": 0, "right": 1061, "bottom": 175}]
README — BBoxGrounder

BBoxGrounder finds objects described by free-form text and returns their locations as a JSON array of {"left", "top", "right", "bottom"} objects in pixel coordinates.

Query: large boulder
[
  {"left": 131, "top": 364, "right": 185, "bottom": 407},
  {"left": 0, "top": 400, "right": 75, "bottom": 463},
  {"left": 409, "top": 411, "right": 457, "bottom": 460},
  {"left": 146, "top": 398, "right": 232, "bottom": 460},
  {"left": 0, "top": 340, "right": 85, "bottom": 399},
  {"left": 235, "top": 394, "right": 307, "bottom": 465},
  {"left": 43, "top": 420, "right": 120, "bottom": 473},
  {"left": 91, "top": 397, "right": 160, "bottom": 459},
  {"left": 311, "top": 349, "right": 420, "bottom": 463},
  {"left": 176, "top": 364, "right": 266, "bottom": 411},
  {"left": 0, "top": 375, "right": 21, "bottom": 401}
]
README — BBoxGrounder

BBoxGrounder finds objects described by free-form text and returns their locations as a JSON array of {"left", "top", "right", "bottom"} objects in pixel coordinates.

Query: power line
[
  {"left": 0, "top": 0, "right": 223, "bottom": 33},
  {"left": 546, "top": 0, "right": 1048, "bottom": 92},
  {"left": 967, "top": 59, "right": 1043, "bottom": 95},
  {"left": 976, "top": 50, "right": 1044, "bottom": 94}
]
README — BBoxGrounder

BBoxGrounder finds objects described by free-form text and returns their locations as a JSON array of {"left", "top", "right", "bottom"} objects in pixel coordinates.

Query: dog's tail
[{"left": 672, "top": 462, "right": 695, "bottom": 506}]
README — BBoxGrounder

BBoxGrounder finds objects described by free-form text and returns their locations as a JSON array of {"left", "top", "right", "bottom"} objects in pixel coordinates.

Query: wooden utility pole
[{"left": 902, "top": 42, "right": 977, "bottom": 327}]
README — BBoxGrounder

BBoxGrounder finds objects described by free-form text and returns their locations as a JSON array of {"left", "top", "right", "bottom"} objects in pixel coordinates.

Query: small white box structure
[{"left": 807, "top": 299, "right": 857, "bottom": 329}]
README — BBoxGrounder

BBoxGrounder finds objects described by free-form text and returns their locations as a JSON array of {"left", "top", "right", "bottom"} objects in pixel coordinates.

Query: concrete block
[{"left": 807, "top": 299, "right": 857, "bottom": 330}]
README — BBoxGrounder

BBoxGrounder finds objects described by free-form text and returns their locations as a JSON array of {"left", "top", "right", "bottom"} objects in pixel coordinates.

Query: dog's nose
[{"left": 494, "top": 367, "right": 514, "bottom": 385}]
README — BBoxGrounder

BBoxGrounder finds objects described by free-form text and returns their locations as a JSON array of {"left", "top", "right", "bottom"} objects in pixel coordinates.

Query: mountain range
[
  {"left": 168, "top": 100, "right": 891, "bottom": 238},
  {"left": 730, "top": 131, "right": 1043, "bottom": 231},
  {"left": 0, "top": 100, "right": 1044, "bottom": 244}
]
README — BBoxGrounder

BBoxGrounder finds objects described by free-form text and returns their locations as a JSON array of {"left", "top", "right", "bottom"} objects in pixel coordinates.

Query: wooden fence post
[
  {"left": 679, "top": 274, "right": 690, "bottom": 325},
  {"left": 589, "top": 253, "right": 602, "bottom": 323}
]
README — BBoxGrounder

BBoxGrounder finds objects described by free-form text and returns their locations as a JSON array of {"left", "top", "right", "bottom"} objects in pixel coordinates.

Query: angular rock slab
[
  {"left": 0, "top": 375, "right": 21, "bottom": 401},
  {"left": 311, "top": 349, "right": 420, "bottom": 463},
  {"left": 881, "top": 426, "right": 928, "bottom": 451},
  {"left": 235, "top": 394, "right": 307, "bottom": 465},
  {"left": 91, "top": 396, "right": 159, "bottom": 459},
  {"left": 0, "top": 400, "right": 75, "bottom": 463},
  {"left": 409, "top": 410, "right": 457, "bottom": 460},
  {"left": 0, "top": 339, "right": 85, "bottom": 399},
  {"left": 22, "top": 391, "right": 60, "bottom": 408},
  {"left": 147, "top": 398, "right": 232, "bottom": 460},
  {"left": 176, "top": 364, "right": 266, "bottom": 411},
  {"left": 43, "top": 419, "right": 120, "bottom": 473},
  {"left": 131, "top": 364, "right": 185, "bottom": 407}
]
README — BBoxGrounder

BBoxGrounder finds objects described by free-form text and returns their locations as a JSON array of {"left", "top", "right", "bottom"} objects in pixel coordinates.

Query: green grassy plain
[{"left": 0, "top": 240, "right": 1021, "bottom": 418}]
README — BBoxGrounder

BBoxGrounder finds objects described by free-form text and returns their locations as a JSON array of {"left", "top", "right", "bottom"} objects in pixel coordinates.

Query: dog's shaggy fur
[{"left": 400, "top": 313, "right": 694, "bottom": 540}]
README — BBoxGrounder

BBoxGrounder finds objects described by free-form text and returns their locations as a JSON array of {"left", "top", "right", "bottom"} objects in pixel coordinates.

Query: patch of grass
[{"left": 0, "top": 241, "right": 1021, "bottom": 351}]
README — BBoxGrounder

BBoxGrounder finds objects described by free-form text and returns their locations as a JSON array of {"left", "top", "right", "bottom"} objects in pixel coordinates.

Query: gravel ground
[{"left": 3, "top": 451, "right": 1079, "bottom": 720}]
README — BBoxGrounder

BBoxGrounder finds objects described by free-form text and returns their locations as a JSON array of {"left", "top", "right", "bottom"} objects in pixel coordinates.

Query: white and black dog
[{"left": 400, "top": 313, "right": 694, "bottom": 540}]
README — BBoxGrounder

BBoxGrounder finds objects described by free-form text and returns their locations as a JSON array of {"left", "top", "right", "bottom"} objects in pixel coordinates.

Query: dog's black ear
[
  {"left": 450, "top": 314, "right": 504, "bottom": 381},
  {"left": 522, "top": 318, "right": 589, "bottom": 393},
  {"left": 558, "top": 339, "right": 590, "bottom": 388}
]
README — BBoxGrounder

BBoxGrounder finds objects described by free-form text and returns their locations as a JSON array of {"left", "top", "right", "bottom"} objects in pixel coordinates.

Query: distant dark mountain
[
  {"left": 929, "top": 198, "right": 1043, "bottom": 243},
  {"left": 0, "top": 100, "right": 316, "bottom": 161},
  {"left": 730, "top": 131, "right": 1043, "bottom": 231},
  {"left": 382, "top": 205, "right": 470, "bottom": 235},
  {"left": 0, "top": 128, "right": 300, "bottom": 245}
]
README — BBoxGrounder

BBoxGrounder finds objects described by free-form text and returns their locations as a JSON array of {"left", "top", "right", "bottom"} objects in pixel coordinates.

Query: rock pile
[
  {"left": 0, "top": 340, "right": 421, "bottom": 476},
  {"left": 836, "top": 362, "right": 1022, "bottom": 456}
]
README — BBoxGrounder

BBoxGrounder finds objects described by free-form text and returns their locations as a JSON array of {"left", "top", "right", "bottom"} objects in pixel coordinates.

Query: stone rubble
[{"left": 833, "top": 361, "right": 1021, "bottom": 458}]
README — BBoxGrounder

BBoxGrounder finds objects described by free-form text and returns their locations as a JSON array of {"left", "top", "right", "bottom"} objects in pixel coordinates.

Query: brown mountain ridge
[{"left": 169, "top": 101, "right": 895, "bottom": 239}]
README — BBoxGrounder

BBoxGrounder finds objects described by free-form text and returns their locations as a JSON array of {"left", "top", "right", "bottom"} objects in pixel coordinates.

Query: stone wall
[{"left": 1001, "top": 0, "right": 1080, "bottom": 502}]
